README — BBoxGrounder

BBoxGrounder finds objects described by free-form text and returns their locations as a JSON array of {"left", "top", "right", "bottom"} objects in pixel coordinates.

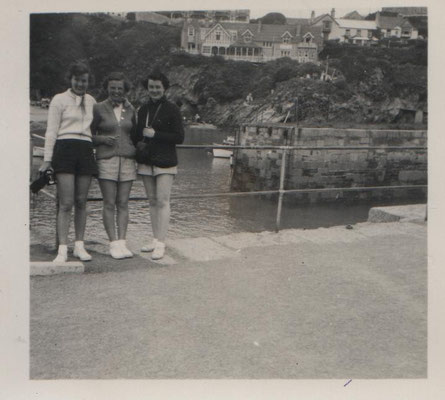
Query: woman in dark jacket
[
  {"left": 92, "top": 72, "right": 137, "bottom": 259},
  {"left": 132, "top": 71, "right": 184, "bottom": 260}
]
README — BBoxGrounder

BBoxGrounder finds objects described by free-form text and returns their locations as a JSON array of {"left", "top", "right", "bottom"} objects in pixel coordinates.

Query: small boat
[
  {"left": 212, "top": 136, "right": 235, "bottom": 159},
  {"left": 33, "top": 146, "right": 45, "bottom": 157}
]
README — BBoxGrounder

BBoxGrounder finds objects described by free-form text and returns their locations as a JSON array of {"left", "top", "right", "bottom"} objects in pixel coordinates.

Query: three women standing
[{"left": 40, "top": 65, "right": 183, "bottom": 262}]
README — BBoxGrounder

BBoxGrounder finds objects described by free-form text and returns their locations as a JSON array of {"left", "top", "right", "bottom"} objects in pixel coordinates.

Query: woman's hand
[
  {"left": 142, "top": 127, "right": 155, "bottom": 139},
  {"left": 102, "top": 136, "right": 117, "bottom": 146},
  {"left": 39, "top": 161, "right": 52, "bottom": 173},
  {"left": 136, "top": 141, "right": 146, "bottom": 150}
]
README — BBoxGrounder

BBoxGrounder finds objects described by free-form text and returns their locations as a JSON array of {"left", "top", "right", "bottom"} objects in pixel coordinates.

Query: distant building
[
  {"left": 376, "top": 12, "right": 418, "bottom": 40},
  {"left": 310, "top": 9, "right": 378, "bottom": 45},
  {"left": 106, "top": 12, "right": 127, "bottom": 20},
  {"left": 181, "top": 20, "right": 323, "bottom": 63},
  {"left": 381, "top": 7, "right": 427, "bottom": 17},
  {"left": 156, "top": 9, "right": 250, "bottom": 23}
]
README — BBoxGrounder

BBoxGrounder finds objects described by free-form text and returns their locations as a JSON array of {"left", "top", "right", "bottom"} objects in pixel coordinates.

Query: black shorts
[{"left": 52, "top": 139, "right": 98, "bottom": 176}]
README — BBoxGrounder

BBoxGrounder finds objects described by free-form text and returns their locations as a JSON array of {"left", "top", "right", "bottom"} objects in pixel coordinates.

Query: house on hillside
[
  {"left": 375, "top": 12, "right": 418, "bottom": 40},
  {"left": 181, "top": 20, "right": 323, "bottom": 63},
  {"left": 309, "top": 9, "right": 377, "bottom": 45},
  {"left": 381, "top": 7, "right": 427, "bottom": 17},
  {"left": 156, "top": 9, "right": 250, "bottom": 23}
]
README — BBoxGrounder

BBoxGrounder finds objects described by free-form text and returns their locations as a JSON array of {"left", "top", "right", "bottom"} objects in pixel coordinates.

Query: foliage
[{"left": 260, "top": 12, "right": 287, "bottom": 25}]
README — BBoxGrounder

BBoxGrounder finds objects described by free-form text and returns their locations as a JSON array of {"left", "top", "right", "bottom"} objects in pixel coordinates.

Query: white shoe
[
  {"left": 110, "top": 241, "right": 125, "bottom": 259},
  {"left": 53, "top": 245, "right": 68, "bottom": 263},
  {"left": 118, "top": 240, "right": 133, "bottom": 258},
  {"left": 151, "top": 242, "right": 165, "bottom": 260},
  {"left": 73, "top": 241, "right": 92, "bottom": 261},
  {"left": 141, "top": 238, "right": 158, "bottom": 253}
]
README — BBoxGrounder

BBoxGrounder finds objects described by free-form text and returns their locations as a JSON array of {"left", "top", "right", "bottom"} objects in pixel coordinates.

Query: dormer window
[
  {"left": 244, "top": 34, "right": 252, "bottom": 43},
  {"left": 282, "top": 32, "right": 292, "bottom": 43}
]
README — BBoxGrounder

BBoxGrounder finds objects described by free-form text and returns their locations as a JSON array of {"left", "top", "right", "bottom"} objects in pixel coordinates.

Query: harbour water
[{"left": 29, "top": 109, "right": 421, "bottom": 245}]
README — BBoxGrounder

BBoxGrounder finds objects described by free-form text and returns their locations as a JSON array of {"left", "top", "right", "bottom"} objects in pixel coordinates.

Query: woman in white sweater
[{"left": 39, "top": 61, "right": 98, "bottom": 262}]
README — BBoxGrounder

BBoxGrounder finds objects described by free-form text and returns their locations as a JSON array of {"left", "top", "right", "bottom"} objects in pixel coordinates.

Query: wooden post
[{"left": 275, "top": 147, "right": 288, "bottom": 232}]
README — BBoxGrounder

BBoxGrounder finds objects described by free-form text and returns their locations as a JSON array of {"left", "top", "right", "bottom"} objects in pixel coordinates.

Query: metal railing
[{"left": 31, "top": 133, "right": 427, "bottom": 234}]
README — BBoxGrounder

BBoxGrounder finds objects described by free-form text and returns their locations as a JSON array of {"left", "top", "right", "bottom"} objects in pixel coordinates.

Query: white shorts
[
  {"left": 97, "top": 156, "right": 137, "bottom": 182},
  {"left": 137, "top": 163, "right": 178, "bottom": 176}
]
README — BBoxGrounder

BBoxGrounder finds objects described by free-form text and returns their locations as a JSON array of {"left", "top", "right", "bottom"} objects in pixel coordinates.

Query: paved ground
[{"left": 30, "top": 220, "right": 427, "bottom": 379}]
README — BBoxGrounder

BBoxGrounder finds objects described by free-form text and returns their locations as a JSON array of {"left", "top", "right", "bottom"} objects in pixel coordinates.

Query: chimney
[
  {"left": 331, "top": 8, "right": 336, "bottom": 18},
  {"left": 310, "top": 10, "right": 315, "bottom": 23},
  {"left": 376, "top": 11, "right": 380, "bottom": 27},
  {"left": 258, "top": 20, "right": 262, "bottom": 33}
]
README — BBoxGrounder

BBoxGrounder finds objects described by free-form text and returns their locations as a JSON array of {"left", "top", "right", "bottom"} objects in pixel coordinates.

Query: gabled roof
[
  {"left": 241, "top": 28, "right": 254, "bottom": 36},
  {"left": 311, "top": 13, "right": 332, "bottom": 25},
  {"left": 201, "top": 22, "right": 324, "bottom": 47},
  {"left": 377, "top": 14, "right": 407, "bottom": 30},
  {"left": 281, "top": 31, "right": 293, "bottom": 38},
  {"left": 203, "top": 23, "right": 232, "bottom": 40},
  {"left": 336, "top": 19, "right": 377, "bottom": 30}
]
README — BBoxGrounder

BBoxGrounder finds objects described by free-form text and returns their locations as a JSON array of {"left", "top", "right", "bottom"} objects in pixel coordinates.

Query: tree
[{"left": 260, "top": 12, "right": 287, "bottom": 25}]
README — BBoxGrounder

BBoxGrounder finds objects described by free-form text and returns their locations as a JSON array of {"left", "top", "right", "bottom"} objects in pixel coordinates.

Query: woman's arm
[
  {"left": 132, "top": 105, "right": 146, "bottom": 145},
  {"left": 90, "top": 103, "right": 102, "bottom": 145},
  {"left": 43, "top": 96, "right": 63, "bottom": 162}
]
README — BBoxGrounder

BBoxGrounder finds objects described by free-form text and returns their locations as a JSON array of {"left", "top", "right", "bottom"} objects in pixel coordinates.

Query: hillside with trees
[{"left": 30, "top": 13, "right": 427, "bottom": 129}]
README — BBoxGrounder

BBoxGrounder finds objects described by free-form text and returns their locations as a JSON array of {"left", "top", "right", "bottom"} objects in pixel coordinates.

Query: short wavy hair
[
  {"left": 102, "top": 71, "right": 131, "bottom": 92},
  {"left": 142, "top": 70, "right": 170, "bottom": 91},
  {"left": 65, "top": 61, "right": 94, "bottom": 86}
]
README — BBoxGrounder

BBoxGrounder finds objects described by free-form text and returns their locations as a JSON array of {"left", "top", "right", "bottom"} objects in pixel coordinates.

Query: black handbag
[
  {"left": 135, "top": 141, "right": 151, "bottom": 164},
  {"left": 135, "top": 104, "right": 162, "bottom": 165}
]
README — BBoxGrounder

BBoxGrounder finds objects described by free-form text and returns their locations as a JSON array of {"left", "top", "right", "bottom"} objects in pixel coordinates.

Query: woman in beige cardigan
[{"left": 91, "top": 72, "right": 137, "bottom": 259}]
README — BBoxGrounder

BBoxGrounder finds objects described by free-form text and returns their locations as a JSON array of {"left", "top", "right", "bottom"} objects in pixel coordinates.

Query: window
[
  {"left": 281, "top": 50, "right": 290, "bottom": 57},
  {"left": 345, "top": 29, "right": 350, "bottom": 37},
  {"left": 231, "top": 31, "right": 237, "bottom": 40},
  {"left": 188, "top": 26, "right": 195, "bottom": 36},
  {"left": 262, "top": 41, "right": 272, "bottom": 47},
  {"left": 202, "top": 46, "right": 211, "bottom": 53},
  {"left": 305, "top": 36, "right": 312, "bottom": 43},
  {"left": 323, "top": 21, "right": 331, "bottom": 30},
  {"left": 244, "top": 34, "right": 252, "bottom": 43},
  {"left": 216, "top": 31, "right": 221, "bottom": 41},
  {"left": 368, "top": 30, "right": 372, "bottom": 38},
  {"left": 282, "top": 36, "right": 290, "bottom": 43},
  {"left": 356, "top": 29, "right": 361, "bottom": 37},
  {"left": 188, "top": 43, "right": 195, "bottom": 50}
]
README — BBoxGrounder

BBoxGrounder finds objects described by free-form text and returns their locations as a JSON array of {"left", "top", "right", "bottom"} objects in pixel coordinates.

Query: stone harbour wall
[{"left": 230, "top": 124, "right": 427, "bottom": 203}]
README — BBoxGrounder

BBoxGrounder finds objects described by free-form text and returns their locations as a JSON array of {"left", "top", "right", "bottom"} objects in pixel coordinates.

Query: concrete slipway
[{"left": 30, "top": 205, "right": 427, "bottom": 379}]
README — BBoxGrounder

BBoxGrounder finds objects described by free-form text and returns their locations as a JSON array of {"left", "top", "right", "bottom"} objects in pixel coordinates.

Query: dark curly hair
[
  {"left": 102, "top": 71, "right": 131, "bottom": 92},
  {"left": 65, "top": 61, "right": 94, "bottom": 86},
  {"left": 141, "top": 70, "right": 170, "bottom": 90}
]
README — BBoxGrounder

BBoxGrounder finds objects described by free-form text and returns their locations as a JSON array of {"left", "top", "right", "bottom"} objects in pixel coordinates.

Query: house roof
[
  {"left": 286, "top": 17, "right": 310, "bottom": 25},
  {"left": 377, "top": 14, "right": 410, "bottom": 30},
  {"left": 195, "top": 21, "right": 324, "bottom": 48},
  {"left": 311, "top": 13, "right": 336, "bottom": 25},
  {"left": 336, "top": 19, "right": 377, "bottom": 30}
]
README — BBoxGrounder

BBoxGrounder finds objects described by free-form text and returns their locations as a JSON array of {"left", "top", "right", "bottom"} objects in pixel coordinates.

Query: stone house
[
  {"left": 181, "top": 20, "right": 323, "bottom": 63},
  {"left": 375, "top": 12, "right": 418, "bottom": 40}
]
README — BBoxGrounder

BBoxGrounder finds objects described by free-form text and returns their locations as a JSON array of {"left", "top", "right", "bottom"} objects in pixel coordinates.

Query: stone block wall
[{"left": 231, "top": 124, "right": 427, "bottom": 203}]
